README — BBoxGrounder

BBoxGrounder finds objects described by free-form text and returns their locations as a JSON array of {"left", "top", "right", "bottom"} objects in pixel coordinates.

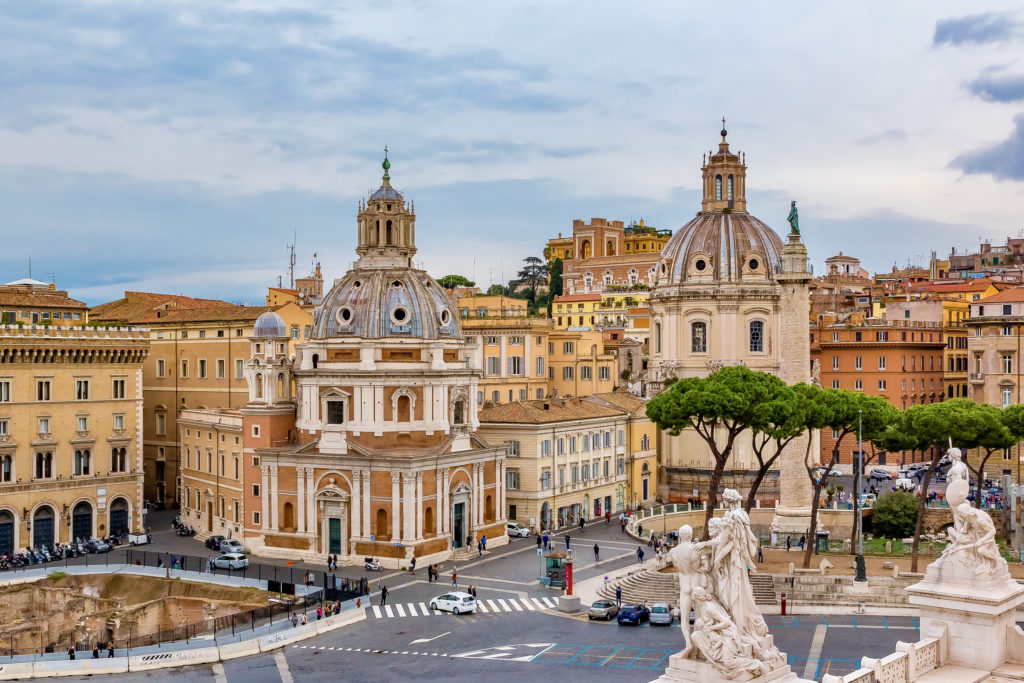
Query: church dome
[
  {"left": 656, "top": 211, "right": 784, "bottom": 285},
  {"left": 312, "top": 268, "right": 460, "bottom": 340},
  {"left": 253, "top": 310, "right": 289, "bottom": 338}
]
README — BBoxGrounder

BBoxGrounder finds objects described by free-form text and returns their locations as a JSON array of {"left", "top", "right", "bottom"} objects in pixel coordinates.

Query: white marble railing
[{"left": 821, "top": 630, "right": 944, "bottom": 683}]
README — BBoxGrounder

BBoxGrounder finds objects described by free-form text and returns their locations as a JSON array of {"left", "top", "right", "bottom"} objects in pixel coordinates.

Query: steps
[
  {"left": 596, "top": 568, "right": 777, "bottom": 607},
  {"left": 749, "top": 573, "right": 777, "bottom": 606}
]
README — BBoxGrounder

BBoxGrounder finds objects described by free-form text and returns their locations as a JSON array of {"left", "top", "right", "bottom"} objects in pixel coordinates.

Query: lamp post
[{"left": 855, "top": 408, "right": 866, "bottom": 581}]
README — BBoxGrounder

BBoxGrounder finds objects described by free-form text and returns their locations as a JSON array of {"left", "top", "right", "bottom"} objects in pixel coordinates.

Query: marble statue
[
  {"left": 689, "top": 586, "right": 771, "bottom": 678},
  {"left": 945, "top": 446, "right": 969, "bottom": 486},
  {"left": 786, "top": 201, "right": 800, "bottom": 235},
  {"left": 663, "top": 524, "right": 707, "bottom": 657},
  {"left": 714, "top": 489, "right": 769, "bottom": 640},
  {"left": 942, "top": 478, "right": 1001, "bottom": 575}
]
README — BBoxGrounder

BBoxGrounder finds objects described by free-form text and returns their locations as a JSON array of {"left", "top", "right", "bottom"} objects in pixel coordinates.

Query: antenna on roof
[{"left": 287, "top": 232, "right": 297, "bottom": 290}]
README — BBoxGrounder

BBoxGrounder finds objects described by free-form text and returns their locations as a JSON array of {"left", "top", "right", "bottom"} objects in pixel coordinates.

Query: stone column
[
  {"left": 260, "top": 465, "right": 269, "bottom": 530},
  {"left": 403, "top": 473, "right": 415, "bottom": 543},
  {"left": 391, "top": 473, "right": 401, "bottom": 541},
  {"left": 497, "top": 459, "right": 505, "bottom": 519},
  {"left": 415, "top": 472, "right": 424, "bottom": 539},
  {"left": 269, "top": 465, "right": 279, "bottom": 530},
  {"left": 771, "top": 232, "right": 815, "bottom": 535},
  {"left": 296, "top": 466, "right": 306, "bottom": 533},
  {"left": 435, "top": 469, "right": 443, "bottom": 535},
  {"left": 474, "top": 463, "right": 483, "bottom": 526},
  {"left": 442, "top": 468, "right": 450, "bottom": 534},
  {"left": 350, "top": 468, "right": 361, "bottom": 541},
  {"left": 361, "top": 471, "right": 371, "bottom": 537},
  {"left": 306, "top": 469, "right": 315, "bottom": 537}
]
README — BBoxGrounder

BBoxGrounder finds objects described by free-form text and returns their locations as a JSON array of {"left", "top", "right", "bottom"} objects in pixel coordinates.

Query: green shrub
[{"left": 870, "top": 490, "right": 919, "bottom": 539}]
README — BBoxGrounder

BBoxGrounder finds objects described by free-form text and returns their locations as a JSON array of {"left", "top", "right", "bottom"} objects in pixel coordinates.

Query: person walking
[
  {"left": 410, "top": 557, "right": 416, "bottom": 574},
  {"left": 536, "top": 535, "right": 542, "bottom": 552},
  {"left": 615, "top": 585, "right": 622, "bottom": 607},
  {"left": 332, "top": 554, "right": 338, "bottom": 571},
  {"left": 638, "top": 524, "right": 643, "bottom": 539},
  {"left": 68, "top": 646, "right": 75, "bottom": 660},
  {"left": 757, "top": 544, "right": 764, "bottom": 563},
  {"left": 579, "top": 517, "right": 585, "bottom": 532},
  {"left": 542, "top": 533, "right": 549, "bottom": 552},
  {"left": 593, "top": 543, "right": 600, "bottom": 562},
  {"left": 300, "top": 613, "right": 308, "bottom": 625},
  {"left": 327, "top": 556, "right": 333, "bottom": 573},
  {"left": 798, "top": 535, "right": 806, "bottom": 550},
  {"left": 379, "top": 584, "right": 389, "bottom": 606},
  {"left": 786, "top": 536, "right": 791, "bottom": 552},
  {"left": 451, "top": 570, "right": 458, "bottom": 587},
  {"left": 92, "top": 645, "right": 100, "bottom": 659},
  {"left": 605, "top": 511, "right": 611, "bottom": 525},
  {"left": 477, "top": 539, "right": 483, "bottom": 557},
  {"left": 565, "top": 533, "right": 571, "bottom": 550},
  {"left": 636, "top": 546, "right": 644, "bottom": 563},
  {"left": 291, "top": 613, "right": 299, "bottom": 628},
  {"left": 107, "top": 642, "right": 114, "bottom": 658},
  {"left": 481, "top": 535, "right": 487, "bottom": 552},
  {"left": 620, "top": 518, "right": 626, "bottom": 533}
]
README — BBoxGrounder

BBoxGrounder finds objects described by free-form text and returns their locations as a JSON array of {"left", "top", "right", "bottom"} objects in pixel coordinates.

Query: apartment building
[
  {"left": 0, "top": 325, "right": 148, "bottom": 553},
  {"left": 967, "top": 288, "right": 1024, "bottom": 409},
  {"left": 547, "top": 218, "right": 671, "bottom": 295},
  {"left": 0, "top": 279, "right": 88, "bottom": 326},
  {"left": 548, "top": 329, "right": 616, "bottom": 398},
  {"left": 178, "top": 408, "right": 244, "bottom": 540},
  {"left": 463, "top": 317, "right": 551, "bottom": 405}
]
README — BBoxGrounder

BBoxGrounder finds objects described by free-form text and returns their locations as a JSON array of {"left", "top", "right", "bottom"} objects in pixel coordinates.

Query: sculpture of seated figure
[
  {"left": 942, "top": 477, "right": 1002, "bottom": 576},
  {"left": 689, "top": 586, "right": 770, "bottom": 678}
]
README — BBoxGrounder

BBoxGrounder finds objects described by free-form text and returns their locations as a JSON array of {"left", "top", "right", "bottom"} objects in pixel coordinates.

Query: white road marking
[
  {"left": 396, "top": 603, "right": 407, "bottom": 617},
  {"left": 419, "top": 602, "right": 429, "bottom": 616},
  {"left": 274, "top": 651, "right": 293, "bottom": 683},
  {"left": 532, "top": 598, "right": 547, "bottom": 610},
  {"left": 497, "top": 599, "right": 511, "bottom": 612},
  {"left": 372, "top": 606, "right": 382, "bottom": 618},
  {"left": 212, "top": 662, "right": 227, "bottom": 683},
  {"left": 487, "top": 599, "right": 500, "bottom": 611},
  {"left": 384, "top": 604, "right": 394, "bottom": 618},
  {"left": 509, "top": 599, "right": 523, "bottom": 611},
  {"left": 410, "top": 631, "right": 450, "bottom": 645},
  {"left": 803, "top": 624, "right": 828, "bottom": 679},
  {"left": 519, "top": 599, "right": 535, "bottom": 611},
  {"left": 541, "top": 598, "right": 556, "bottom": 608},
  {"left": 477, "top": 602, "right": 489, "bottom": 613}
]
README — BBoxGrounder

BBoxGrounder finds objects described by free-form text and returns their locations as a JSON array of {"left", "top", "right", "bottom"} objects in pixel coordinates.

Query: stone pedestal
[
  {"left": 557, "top": 594, "right": 581, "bottom": 613},
  {"left": 906, "top": 551, "right": 1024, "bottom": 672},
  {"left": 651, "top": 652, "right": 811, "bottom": 683}
]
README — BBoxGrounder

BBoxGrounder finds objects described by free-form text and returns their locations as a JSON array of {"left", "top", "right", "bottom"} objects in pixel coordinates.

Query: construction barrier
[{"left": 127, "top": 647, "right": 220, "bottom": 672}]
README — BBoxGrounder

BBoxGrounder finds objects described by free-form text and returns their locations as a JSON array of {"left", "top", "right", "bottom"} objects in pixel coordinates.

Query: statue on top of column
[{"left": 786, "top": 201, "right": 800, "bottom": 235}]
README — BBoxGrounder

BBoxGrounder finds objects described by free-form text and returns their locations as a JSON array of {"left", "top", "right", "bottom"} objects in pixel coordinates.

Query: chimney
[{"left": 543, "top": 402, "right": 550, "bottom": 410}]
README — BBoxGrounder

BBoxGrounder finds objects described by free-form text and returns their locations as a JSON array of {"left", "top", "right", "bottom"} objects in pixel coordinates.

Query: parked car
[
  {"left": 506, "top": 522, "right": 531, "bottom": 538},
  {"left": 85, "top": 538, "right": 111, "bottom": 554},
  {"left": 893, "top": 478, "right": 916, "bottom": 491},
  {"left": 869, "top": 468, "right": 893, "bottom": 481},
  {"left": 859, "top": 493, "right": 877, "bottom": 507},
  {"left": 213, "top": 553, "right": 249, "bottom": 570},
  {"left": 429, "top": 592, "right": 477, "bottom": 615},
  {"left": 616, "top": 604, "right": 650, "bottom": 625},
  {"left": 205, "top": 535, "right": 226, "bottom": 550},
  {"left": 649, "top": 602, "right": 673, "bottom": 626},
  {"left": 219, "top": 539, "right": 244, "bottom": 554},
  {"left": 588, "top": 600, "right": 619, "bottom": 621}
]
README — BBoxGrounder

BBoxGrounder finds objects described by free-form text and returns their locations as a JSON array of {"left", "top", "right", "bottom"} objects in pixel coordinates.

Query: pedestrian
[
  {"left": 593, "top": 543, "right": 600, "bottom": 562},
  {"left": 605, "top": 511, "right": 611, "bottom": 525},
  {"left": 481, "top": 535, "right": 487, "bottom": 552},
  {"left": 92, "top": 645, "right": 99, "bottom": 659},
  {"left": 327, "top": 556, "right": 332, "bottom": 572},
  {"left": 332, "top": 554, "right": 338, "bottom": 571},
  {"left": 542, "top": 533, "right": 549, "bottom": 551},
  {"left": 291, "top": 613, "right": 299, "bottom": 628},
  {"left": 477, "top": 539, "right": 483, "bottom": 557},
  {"left": 208, "top": 556, "right": 214, "bottom": 573},
  {"left": 615, "top": 585, "right": 622, "bottom": 606},
  {"left": 380, "top": 585, "right": 389, "bottom": 606},
  {"left": 171, "top": 555, "right": 177, "bottom": 570},
  {"left": 620, "top": 519, "right": 626, "bottom": 533},
  {"left": 316, "top": 606, "right": 322, "bottom": 620},
  {"left": 410, "top": 557, "right": 416, "bottom": 574},
  {"left": 579, "top": 517, "right": 585, "bottom": 531},
  {"left": 786, "top": 536, "right": 791, "bottom": 552},
  {"left": 757, "top": 544, "right": 764, "bottom": 563},
  {"left": 798, "top": 535, "right": 805, "bottom": 550},
  {"left": 638, "top": 524, "right": 643, "bottom": 539},
  {"left": 637, "top": 546, "right": 644, "bottom": 563},
  {"left": 107, "top": 642, "right": 114, "bottom": 658},
  {"left": 536, "top": 535, "right": 542, "bottom": 551},
  {"left": 471, "top": 585, "right": 477, "bottom": 598},
  {"left": 451, "top": 570, "right": 458, "bottom": 587},
  {"left": 335, "top": 599, "right": 341, "bottom": 614},
  {"left": 565, "top": 533, "right": 571, "bottom": 549},
  {"left": 466, "top": 534, "right": 473, "bottom": 549},
  {"left": 68, "top": 646, "right": 75, "bottom": 660},
  {"left": 300, "top": 613, "right": 308, "bottom": 625}
]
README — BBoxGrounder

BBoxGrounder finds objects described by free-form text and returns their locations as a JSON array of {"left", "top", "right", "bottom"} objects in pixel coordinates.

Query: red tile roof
[
  {"left": 976, "top": 287, "right": 1024, "bottom": 304},
  {"left": 90, "top": 291, "right": 235, "bottom": 323},
  {"left": 479, "top": 397, "right": 627, "bottom": 424},
  {"left": 554, "top": 293, "right": 602, "bottom": 302}
]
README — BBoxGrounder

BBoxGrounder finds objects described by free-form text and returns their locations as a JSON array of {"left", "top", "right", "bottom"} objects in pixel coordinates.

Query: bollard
[{"left": 781, "top": 592, "right": 787, "bottom": 616}]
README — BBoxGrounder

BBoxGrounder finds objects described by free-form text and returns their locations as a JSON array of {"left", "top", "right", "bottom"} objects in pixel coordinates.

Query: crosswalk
[{"left": 370, "top": 597, "right": 558, "bottom": 618}]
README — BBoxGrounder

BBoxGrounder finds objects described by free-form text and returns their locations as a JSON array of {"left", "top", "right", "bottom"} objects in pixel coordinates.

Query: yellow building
[
  {"left": 0, "top": 325, "right": 148, "bottom": 552},
  {"left": 178, "top": 408, "right": 244, "bottom": 540},
  {"left": 463, "top": 317, "right": 552, "bottom": 405},
  {"left": 456, "top": 295, "right": 532, "bottom": 319},
  {"left": 0, "top": 279, "right": 88, "bottom": 326},
  {"left": 91, "top": 292, "right": 311, "bottom": 506},
  {"left": 549, "top": 328, "right": 616, "bottom": 397},
  {"left": 544, "top": 234, "right": 574, "bottom": 261},
  {"left": 478, "top": 396, "right": 634, "bottom": 531},
  {"left": 585, "top": 392, "right": 657, "bottom": 508},
  {"left": 553, "top": 293, "right": 602, "bottom": 329}
]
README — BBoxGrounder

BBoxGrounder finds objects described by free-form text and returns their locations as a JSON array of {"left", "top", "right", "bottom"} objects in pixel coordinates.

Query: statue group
[
  {"left": 939, "top": 447, "right": 1001, "bottom": 575},
  {"left": 662, "top": 488, "right": 785, "bottom": 679}
]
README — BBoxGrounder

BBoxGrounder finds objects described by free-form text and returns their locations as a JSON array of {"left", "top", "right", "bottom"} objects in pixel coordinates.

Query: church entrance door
[
  {"left": 452, "top": 503, "right": 464, "bottom": 548},
  {"left": 328, "top": 518, "right": 341, "bottom": 554}
]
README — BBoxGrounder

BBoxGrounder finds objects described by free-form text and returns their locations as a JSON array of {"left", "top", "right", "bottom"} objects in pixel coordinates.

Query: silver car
[
  {"left": 588, "top": 599, "right": 618, "bottom": 621},
  {"left": 650, "top": 602, "right": 673, "bottom": 626}
]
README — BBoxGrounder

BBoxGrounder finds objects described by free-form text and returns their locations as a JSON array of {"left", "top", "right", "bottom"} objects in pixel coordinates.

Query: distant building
[
  {"left": 0, "top": 279, "right": 88, "bottom": 326},
  {"left": 548, "top": 218, "right": 670, "bottom": 295}
]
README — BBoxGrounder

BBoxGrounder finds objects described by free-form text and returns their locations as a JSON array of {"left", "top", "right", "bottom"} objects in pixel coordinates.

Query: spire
[
  {"left": 721, "top": 116, "right": 727, "bottom": 141},
  {"left": 382, "top": 145, "right": 391, "bottom": 184}
]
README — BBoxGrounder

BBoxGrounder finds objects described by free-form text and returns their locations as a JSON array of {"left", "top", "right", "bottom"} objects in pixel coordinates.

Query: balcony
[{"left": 970, "top": 373, "right": 985, "bottom": 384}]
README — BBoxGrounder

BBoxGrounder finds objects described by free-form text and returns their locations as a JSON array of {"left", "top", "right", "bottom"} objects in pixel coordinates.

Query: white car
[
  {"left": 219, "top": 539, "right": 244, "bottom": 554},
  {"left": 213, "top": 553, "right": 249, "bottom": 570},
  {"left": 506, "top": 522, "right": 530, "bottom": 537},
  {"left": 429, "top": 592, "right": 477, "bottom": 614}
]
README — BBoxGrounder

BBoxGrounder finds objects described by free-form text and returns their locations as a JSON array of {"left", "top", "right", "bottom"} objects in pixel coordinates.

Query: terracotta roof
[
  {"left": 0, "top": 290, "right": 87, "bottom": 309},
  {"left": 584, "top": 391, "right": 647, "bottom": 416},
  {"left": 268, "top": 287, "right": 299, "bottom": 295},
  {"left": 137, "top": 306, "right": 269, "bottom": 324},
  {"left": 554, "top": 293, "right": 603, "bottom": 302},
  {"left": 914, "top": 279, "right": 994, "bottom": 293},
  {"left": 479, "top": 397, "right": 627, "bottom": 424},
  {"left": 90, "top": 291, "right": 235, "bottom": 323},
  {"left": 976, "top": 287, "right": 1024, "bottom": 304}
]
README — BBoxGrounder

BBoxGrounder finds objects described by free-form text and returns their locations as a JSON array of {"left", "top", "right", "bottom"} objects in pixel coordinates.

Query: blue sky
[{"left": 1, "top": 2, "right": 1023, "bottom": 304}]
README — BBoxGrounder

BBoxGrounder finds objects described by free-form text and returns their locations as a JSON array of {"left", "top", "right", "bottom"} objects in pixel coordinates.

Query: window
[
  {"left": 854, "top": 356, "right": 862, "bottom": 370},
  {"left": 618, "top": 429, "right": 625, "bottom": 445},
  {"left": 1003, "top": 388, "right": 1013, "bottom": 408},
  {"left": 111, "top": 378, "right": 126, "bottom": 399},
  {"left": 583, "top": 435, "right": 590, "bottom": 451},
  {"left": 326, "top": 400, "right": 346, "bottom": 424},
  {"left": 557, "top": 438, "right": 565, "bottom": 455},
  {"left": 832, "top": 356, "right": 839, "bottom": 371},
  {"left": 604, "top": 459, "right": 610, "bottom": 477},
  {"left": 505, "top": 470, "right": 520, "bottom": 490},
  {"left": 562, "top": 367, "right": 574, "bottom": 380},
  {"left": 1004, "top": 325, "right": 1013, "bottom": 337},
  {"left": 569, "top": 436, "right": 577, "bottom": 452},
  {"left": 253, "top": 511, "right": 261, "bottom": 525},
  {"left": 878, "top": 379, "right": 887, "bottom": 390},
  {"left": 562, "top": 342, "right": 574, "bottom": 354},
  {"left": 854, "top": 379, "right": 863, "bottom": 390},
  {"left": 197, "top": 359, "right": 207, "bottom": 378},
  {"left": 180, "top": 360, "right": 188, "bottom": 378},
  {"left": 1, "top": 454, "right": 11, "bottom": 482},
  {"left": 878, "top": 356, "right": 886, "bottom": 370},
  {"left": 541, "top": 471, "right": 552, "bottom": 490},
  {"left": 581, "top": 366, "right": 592, "bottom": 380},
  {"left": 508, "top": 336, "right": 524, "bottom": 345},
  {"left": 155, "top": 413, "right": 166, "bottom": 435},
  {"left": 582, "top": 464, "right": 589, "bottom": 481},
  {"left": 75, "top": 379, "right": 90, "bottom": 400},
  {"left": 217, "top": 359, "right": 226, "bottom": 379},
  {"left": 477, "top": 391, "right": 483, "bottom": 406},
  {"left": 536, "top": 357, "right": 545, "bottom": 376},
  {"left": 876, "top": 331, "right": 888, "bottom": 342},
  {"left": 831, "top": 429, "right": 840, "bottom": 439},
  {"left": 252, "top": 484, "right": 260, "bottom": 497},
  {"left": 691, "top": 321, "right": 707, "bottom": 353},
  {"left": 1004, "top": 305, "right": 1013, "bottom": 315},
  {"left": 38, "top": 417, "right": 49, "bottom": 434},
  {"left": 855, "top": 331, "right": 862, "bottom": 342},
  {"left": 599, "top": 366, "right": 611, "bottom": 381},
  {"left": 509, "top": 356, "right": 524, "bottom": 376},
  {"left": 77, "top": 416, "right": 88, "bottom": 432},
  {"left": 156, "top": 359, "right": 165, "bottom": 377},
  {"left": 37, "top": 380, "right": 51, "bottom": 401},
  {"left": 1004, "top": 355, "right": 1013, "bottom": 374},
  {"left": 715, "top": 174, "right": 722, "bottom": 200},
  {"left": 749, "top": 321, "right": 764, "bottom": 352},
  {"left": 506, "top": 440, "right": 521, "bottom": 456},
  {"left": 0, "top": 380, "right": 8, "bottom": 402},
  {"left": 541, "top": 439, "right": 552, "bottom": 456},
  {"left": 641, "top": 434, "right": 650, "bottom": 450},
  {"left": 604, "top": 432, "right": 611, "bottom": 448},
  {"left": 251, "top": 425, "right": 260, "bottom": 438},
  {"left": 182, "top": 331, "right": 188, "bottom": 339},
  {"left": 73, "top": 449, "right": 90, "bottom": 475},
  {"left": 559, "top": 468, "right": 565, "bottom": 486},
  {"left": 486, "top": 357, "right": 500, "bottom": 376},
  {"left": 571, "top": 465, "right": 579, "bottom": 483},
  {"left": 831, "top": 380, "right": 840, "bottom": 389},
  {"left": 617, "top": 458, "right": 625, "bottom": 475},
  {"left": 491, "top": 390, "right": 500, "bottom": 403},
  {"left": 35, "top": 451, "right": 53, "bottom": 479}
]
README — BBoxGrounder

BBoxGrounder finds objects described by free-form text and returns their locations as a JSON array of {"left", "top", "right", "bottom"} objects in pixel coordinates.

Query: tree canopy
[
  {"left": 871, "top": 490, "right": 919, "bottom": 539},
  {"left": 437, "top": 274, "right": 475, "bottom": 289},
  {"left": 548, "top": 258, "right": 563, "bottom": 298}
]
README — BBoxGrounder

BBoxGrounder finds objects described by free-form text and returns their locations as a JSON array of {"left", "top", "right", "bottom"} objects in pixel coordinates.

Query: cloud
[
  {"left": 968, "top": 70, "right": 1024, "bottom": 102},
  {"left": 855, "top": 128, "right": 907, "bottom": 145},
  {"left": 933, "top": 12, "right": 1021, "bottom": 46},
  {"left": 951, "top": 113, "right": 1024, "bottom": 181}
]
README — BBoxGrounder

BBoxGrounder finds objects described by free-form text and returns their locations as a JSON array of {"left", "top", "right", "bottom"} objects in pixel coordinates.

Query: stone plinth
[
  {"left": 557, "top": 594, "right": 581, "bottom": 613},
  {"left": 651, "top": 652, "right": 811, "bottom": 683},
  {"left": 906, "top": 552, "right": 1024, "bottom": 672}
]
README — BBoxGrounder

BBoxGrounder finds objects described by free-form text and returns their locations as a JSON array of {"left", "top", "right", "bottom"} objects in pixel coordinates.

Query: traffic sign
[
  {"left": 537, "top": 548, "right": 542, "bottom": 556},
  {"left": 370, "top": 534, "right": 376, "bottom": 542}
]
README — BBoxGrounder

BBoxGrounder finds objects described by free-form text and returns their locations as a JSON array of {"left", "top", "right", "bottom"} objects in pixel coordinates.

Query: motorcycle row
[
  {"left": 172, "top": 516, "right": 197, "bottom": 536},
  {"left": 0, "top": 536, "right": 124, "bottom": 570}
]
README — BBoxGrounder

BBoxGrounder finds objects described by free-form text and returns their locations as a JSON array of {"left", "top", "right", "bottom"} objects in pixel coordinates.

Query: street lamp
[{"left": 855, "top": 408, "right": 866, "bottom": 581}]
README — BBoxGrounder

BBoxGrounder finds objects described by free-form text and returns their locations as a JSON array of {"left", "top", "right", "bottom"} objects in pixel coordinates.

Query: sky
[{"left": 1, "top": 1, "right": 1024, "bottom": 305}]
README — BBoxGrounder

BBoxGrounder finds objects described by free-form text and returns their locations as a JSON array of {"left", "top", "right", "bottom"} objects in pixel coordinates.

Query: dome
[
  {"left": 253, "top": 311, "right": 289, "bottom": 338},
  {"left": 312, "top": 269, "right": 460, "bottom": 340},
  {"left": 655, "top": 211, "right": 784, "bottom": 285}
]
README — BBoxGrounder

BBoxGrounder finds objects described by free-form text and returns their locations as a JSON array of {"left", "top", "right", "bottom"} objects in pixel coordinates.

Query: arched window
[
  {"left": 629, "top": 268, "right": 638, "bottom": 284},
  {"left": 749, "top": 320, "right": 764, "bottom": 352},
  {"left": 453, "top": 399, "right": 466, "bottom": 425},
  {"left": 654, "top": 322, "right": 662, "bottom": 354},
  {"left": 424, "top": 507, "right": 434, "bottom": 535},
  {"left": 111, "top": 447, "right": 127, "bottom": 473},
  {"left": 311, "top": 353, "right": 319, "bottom": 369},
  {"left": 386, "top": 219, "right": 394, "bottom": 245},
  {"left": 277, "top": 373, "right": 285, "bottom": 398},
  {"left": 692, "top": 322, "right": 707, "bottom": 353},
  {"left": 728, "top": 175, "right": 734, "bottom": 200},
  {"left": 603, "top": 270, "right": 612, "bottom": 284},
  {"left": 376, "top": 508, "right": 389, "bottom": 540},
  {"left": 606, "top": 240, "right": 615, "bottom": 256},
  {"left": 372, "top": 220, "right": 380, "bottom": 246},
  {"left": 74, "top": 449, "right": 91, "bottom": 476},
  {"left": 255, "top": 374, "right": 263, "bottom": 399},
  {"left": 282, "top": 502, "right": 295, "bottom": 531},
  {"left": 35, "top": 452, "right": 52, "bottom": 479},
  {"left": 715, "top": 175, "right": 722, "bottom": 200},
  {"left": 581, "top": 240, "right": 591, "bottom": 259}
]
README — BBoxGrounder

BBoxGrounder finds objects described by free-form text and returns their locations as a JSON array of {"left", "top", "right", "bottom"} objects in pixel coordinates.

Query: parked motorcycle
[{"left": 364, "top": 557, "right": 383, "bottom": 572}]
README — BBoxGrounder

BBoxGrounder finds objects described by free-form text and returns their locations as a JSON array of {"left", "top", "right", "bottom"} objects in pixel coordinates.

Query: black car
[
  {"left": 616, "top": 603, "right": 650, "bottom": 625},
  {"left": 205, "top": 535, "right": 226, "bottom": 550}
]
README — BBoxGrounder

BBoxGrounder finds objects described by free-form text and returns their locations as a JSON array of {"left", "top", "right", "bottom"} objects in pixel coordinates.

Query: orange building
[{"left": 811, "top": 316, "right": 945, "bottom": 466}]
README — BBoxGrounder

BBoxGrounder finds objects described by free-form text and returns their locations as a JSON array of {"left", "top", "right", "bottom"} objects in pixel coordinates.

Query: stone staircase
[{"left": 597, "top": 568, "right": 777, "bottom": 607}]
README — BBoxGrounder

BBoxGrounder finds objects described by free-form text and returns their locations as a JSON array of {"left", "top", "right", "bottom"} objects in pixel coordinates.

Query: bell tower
[
  {"left": 355, "top": 148, "right": 417, "bottom": 270},
  {"left": 700, "top": 118, "right": 747, "bottom": 213}
]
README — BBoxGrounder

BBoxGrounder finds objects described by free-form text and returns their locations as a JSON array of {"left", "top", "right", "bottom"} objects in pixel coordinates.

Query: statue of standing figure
[
  {"left": 945, "top": 446, "right": 969, "bottom": 486},
  {"left": 787, "top": 200, "right": 800, "bottom": 235}
]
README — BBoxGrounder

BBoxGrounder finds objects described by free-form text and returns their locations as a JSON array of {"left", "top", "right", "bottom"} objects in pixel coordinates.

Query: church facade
[{"left": 239, "top": 156, "right": 508, "bottom": 566}]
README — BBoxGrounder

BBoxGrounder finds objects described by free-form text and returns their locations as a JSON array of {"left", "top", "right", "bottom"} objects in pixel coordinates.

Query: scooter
[{"left": 364, "top": 557, "right": 383, "bottom": 572}]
